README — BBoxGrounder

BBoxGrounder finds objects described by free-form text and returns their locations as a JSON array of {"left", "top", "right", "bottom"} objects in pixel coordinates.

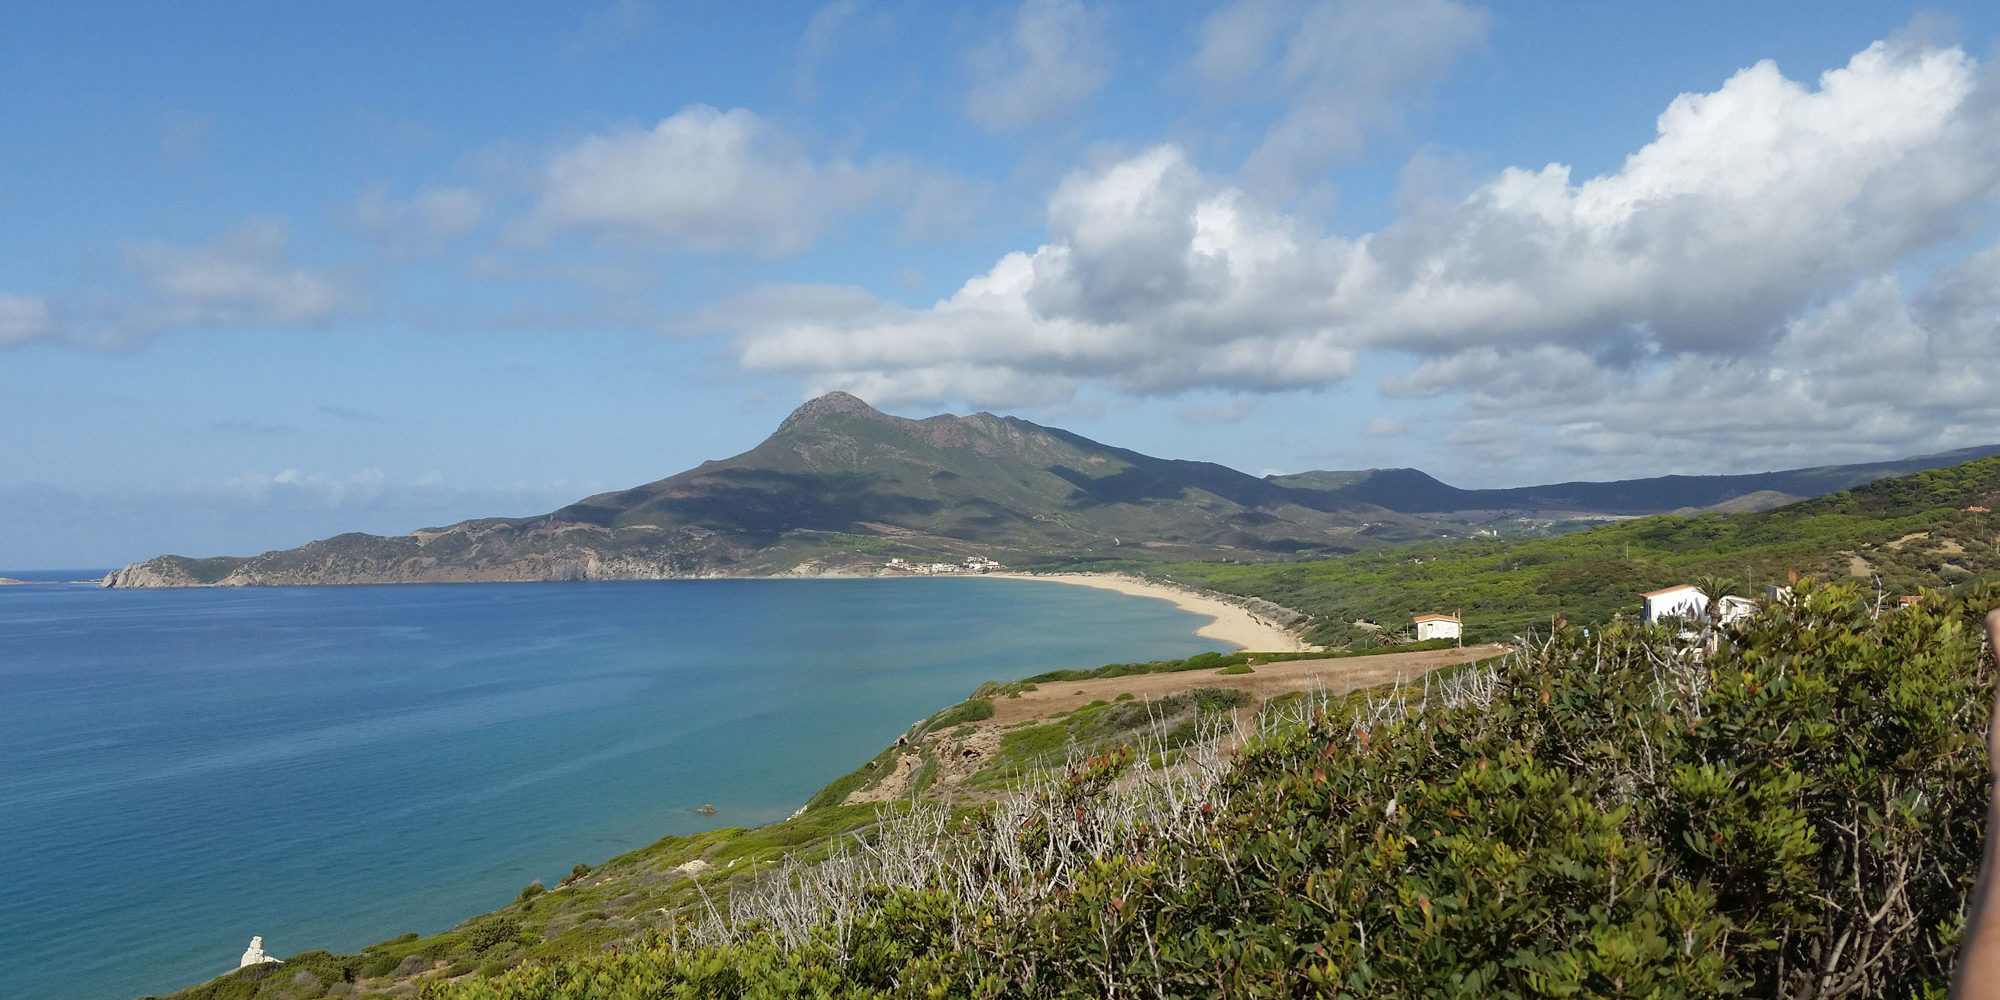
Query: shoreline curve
[{"left": 983, "top": 572, "right": 1313, "bottom": 652}]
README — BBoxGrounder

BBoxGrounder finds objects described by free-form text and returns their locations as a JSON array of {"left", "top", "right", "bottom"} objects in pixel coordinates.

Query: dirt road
[{"left": 985, "top": 643, "right": 1511, "bottom": 726}]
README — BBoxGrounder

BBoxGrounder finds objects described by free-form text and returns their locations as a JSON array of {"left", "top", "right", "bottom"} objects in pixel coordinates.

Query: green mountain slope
[
  {"left": 1170, "top": 456, "right": 2000, "bottom": 646},
  {"left": 104, "top": 393, "right": 1439, "bottom": 587},
  {"left": 547, "top": 391, "right": 1407, "bottom": 551},
  {"left": 1271, "top": 443, "right": 2000, "bottom": 516}
]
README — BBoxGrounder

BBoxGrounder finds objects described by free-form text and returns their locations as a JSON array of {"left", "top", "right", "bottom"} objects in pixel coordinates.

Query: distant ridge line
[{"left": 1268, "top": 443, "right": 2000, "bottom": 516}]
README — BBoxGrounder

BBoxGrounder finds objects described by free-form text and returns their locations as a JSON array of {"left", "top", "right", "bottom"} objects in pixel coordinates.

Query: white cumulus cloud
[
  {"left": 739, "top": 144, "right": 1359, "bottom": 405},
  {"left": 733, "top": 35, "right": 2000, "bottom": 469},
  {"left": 521, "top": 105, "right": 948, "bottom": 257}
]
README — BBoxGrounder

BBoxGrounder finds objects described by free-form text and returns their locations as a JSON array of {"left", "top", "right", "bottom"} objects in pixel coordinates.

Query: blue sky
[{"left": 5, "top": 1, "right": 1999, "bottom": 568}]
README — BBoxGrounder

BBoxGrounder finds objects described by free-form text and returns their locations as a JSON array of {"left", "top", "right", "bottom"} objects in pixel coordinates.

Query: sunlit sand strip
[{"left": 985, "top": 572, "right": 1311, "bottom": 652}]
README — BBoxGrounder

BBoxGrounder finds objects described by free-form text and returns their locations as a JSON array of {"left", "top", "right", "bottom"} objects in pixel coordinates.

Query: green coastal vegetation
[
  {"left": 144, "top": 456, "right": 2000, "bottom": 999},
  {"left": 143, "top": 642, "right": 1477, "bottom": 1000},
  {"left": 430, "top": 584, "right": 1987, "bottom": 999},
  {"left": 159, "top": 584, "right": 1996, "bottom": 998},
  {"left": 1136, "top": 456, "right": 2000, "bottom": 648}
]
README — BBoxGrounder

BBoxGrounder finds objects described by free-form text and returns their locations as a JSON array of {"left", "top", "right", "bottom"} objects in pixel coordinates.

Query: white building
[
  {"left": 1714, "top": 595, "right": 1759, "bottom": 625},
  {"left": 1413, "top": 613, "right": 1461, "bottom": 641},
  {"left": 1641, "top": 585, "right": 1708, "bottom": 625}
]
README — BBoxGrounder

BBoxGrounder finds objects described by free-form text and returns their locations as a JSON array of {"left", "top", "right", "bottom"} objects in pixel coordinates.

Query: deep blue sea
[{"left": 0, "top": 577, "right": 1226, "bottom": 1000}]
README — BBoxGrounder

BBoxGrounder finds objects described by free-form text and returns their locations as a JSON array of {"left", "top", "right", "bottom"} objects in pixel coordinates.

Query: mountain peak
[{"left": 777, "top": 391, "right": 890, "bottom": 432}]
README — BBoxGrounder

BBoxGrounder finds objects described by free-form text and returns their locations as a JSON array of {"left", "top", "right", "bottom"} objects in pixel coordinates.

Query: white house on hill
[
  {"left": 1413, "top": 613, "right": 1461, "bottom": 641},
  {"left": 1641, "top": 585, "right": 1708, "bottom": 625},
  {"left": 1714, "top": 595, "right": 1759, "bottom": 625}
]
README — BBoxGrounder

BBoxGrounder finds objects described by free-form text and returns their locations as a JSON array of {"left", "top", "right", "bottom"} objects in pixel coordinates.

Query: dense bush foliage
[
  {"left": 928, "top": 698, "right": 997, "bottom": 728},
  {"left": 420, "top": 583, "right": 1994, "bottom": 999}
]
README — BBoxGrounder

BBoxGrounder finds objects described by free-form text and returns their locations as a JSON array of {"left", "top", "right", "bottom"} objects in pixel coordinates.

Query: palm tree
[{"left": 1692, "top": 575, "right": 1740, "bottom": 624}]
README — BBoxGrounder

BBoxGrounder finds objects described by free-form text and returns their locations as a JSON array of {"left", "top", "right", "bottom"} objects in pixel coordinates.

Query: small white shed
[{"left": 1413, "top": 613, "right": 1461, "bottom": 641}]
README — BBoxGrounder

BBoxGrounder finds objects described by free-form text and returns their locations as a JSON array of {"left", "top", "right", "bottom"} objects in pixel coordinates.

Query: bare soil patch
[{"left": 985, "top": 644, "right": 1507, "bottom": 726}]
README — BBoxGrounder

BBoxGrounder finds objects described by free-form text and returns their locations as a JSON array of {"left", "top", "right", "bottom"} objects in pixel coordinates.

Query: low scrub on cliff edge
[{"left": 421, "top": 581, "right": 1993, "bottom": 999}]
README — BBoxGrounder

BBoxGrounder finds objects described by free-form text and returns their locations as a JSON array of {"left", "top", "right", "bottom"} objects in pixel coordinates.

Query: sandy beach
[{"left": 988, "top": 572, "right": 1312, "bottom": 652}]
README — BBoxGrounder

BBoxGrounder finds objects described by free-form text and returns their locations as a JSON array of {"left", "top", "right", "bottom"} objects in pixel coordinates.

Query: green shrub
[
  {"left": 475, "top": 956, "right": 517, "bottom": 979},
  {"left": 1216, "top": 663, "right": 1253, "bottom": 675},
  {"left": 515, "top": 881, "right": 543, "bottom": 903},
  {"left": 927, "top": 698, "right": 995, "bottom": 728},
  {"left": 995, "top": 722, "right": 1068, "bottom": 762},
  {"left": 459, "top": 914, "right": 523, "bottom": 954}
]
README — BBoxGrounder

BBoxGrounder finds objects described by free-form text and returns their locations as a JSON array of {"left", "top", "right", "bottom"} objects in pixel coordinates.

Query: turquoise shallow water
[{"left": 0, "top": 577, "right": 1226, "bottom": 1000}]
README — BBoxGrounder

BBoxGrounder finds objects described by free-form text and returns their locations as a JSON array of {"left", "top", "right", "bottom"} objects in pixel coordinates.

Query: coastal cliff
[
  {"left": 101, "top": 561, "right": 210, "bottom": 589},
  {"left": 104, "top": 525, "right": 741, "bottom": 588}
]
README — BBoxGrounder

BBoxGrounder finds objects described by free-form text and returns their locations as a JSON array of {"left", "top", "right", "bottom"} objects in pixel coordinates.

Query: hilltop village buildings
[
  {"left": 1641, "top": 584, "right": 1779, "bottom": 626},
  {"left": 883, "top": 556, "right": 1004, "bottom": 575},
  {"left": 1413, "top": 580, "right": 1796, "bottom": 646}
]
